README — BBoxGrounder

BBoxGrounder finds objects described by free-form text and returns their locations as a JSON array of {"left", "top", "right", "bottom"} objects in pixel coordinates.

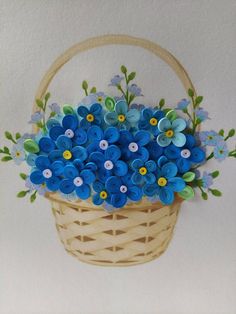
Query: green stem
[{"left": 206, "top": 152, "right": 214, "bottom": 161}]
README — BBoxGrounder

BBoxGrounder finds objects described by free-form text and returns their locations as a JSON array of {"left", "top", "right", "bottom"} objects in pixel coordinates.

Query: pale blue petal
[
  {"left": 158, "top": 118, "right": 171, "bottom": 132},
  {"left": 172, "top": 118, "right": 186, "bottom": 132},
  {"left": 115, "top": 100, "right": 128, "bottom": 115},
  {"left": 172, "top": 133, "right": 186, "bottom": 147},
  {"left": 126, "top": 109, "right": 140, "bottom": 124},
  {"left": 104, "top": 111, "right": 118, "bottom": 126},
  {"left": 157, "top": 133, "right": 172, "bottom": 147}
]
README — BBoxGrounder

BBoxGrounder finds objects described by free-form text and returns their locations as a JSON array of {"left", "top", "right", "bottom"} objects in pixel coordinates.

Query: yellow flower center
[
  {"left": 16, "top": 151, "right": 21, "bottom": 157},
  {"left": 63, "top": 150, "right": 72, "bottom": 160},
  {"left": 208, "top": 135, "right": 213, "bottom": 140},
  {"left": 100, "top": 190, "right": 108, "bottom": 199},
  {"left": 97, "top": 96, "right": 103, "bottom": 102},
  {"left": 139, "top": 167, "right": 147, "bottom": 175},
  {"left": 41, "top": 183, "right": 46, "bottom": 188},
  {"left": 165, "top": 129, "right": 174, "bottom": 138},
  {"left": 149, "top": 117, "right": 158, "bottom": 126},
  {"left": 157, "top": 177, "right": 167, "bottom": 187},
  {"left": 86, "top": 114, "right": 94, "bottom": 122},
  {"left": 118, "top": 114, "right": 126, "bottom": 122}
]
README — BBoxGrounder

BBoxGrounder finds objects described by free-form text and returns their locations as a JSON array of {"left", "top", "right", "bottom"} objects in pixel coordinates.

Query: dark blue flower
[
  {"left": 143, "top": 162, "right": 186, "bottom": 205},
  {"left": 164, "top": 134, "right": 206, "bottom": 173},
  {"left": 30, "top": 155, "right": 64, "bottom": 191},
  {"left": 118, "top": 130, "right": 150, "bottom": 161},
  {"left": 59, "top": 164, "right": 95, "bottom": 199},
  {"left": 138, "top": 108, "right": 165, "bottom": 135},
  {"left": 87, "top": 125, "right": 120, "bottom": 154},
  {"left": 131, "top": 159, "right": 157, "bottom": 185},
  {"left": 89, "top": 145, "right": 128, "bottom": 182},
  {"left": 146, "top": 140, "right": 163, "bottom": 161},
  {"left": 77, "top": 103, "right": 102, "bottom": 129},
  {"left": 48, "top": 114, "right": 87, "bottom": 145},
  {"left": 105, "top": 173, "right": 143, "bottom": 208},
  {"left": 92, "top": 181, "right": 111, "bottom": 206},
  {"left": 49, "top": 135, "right": 87, "bottom": 163}
]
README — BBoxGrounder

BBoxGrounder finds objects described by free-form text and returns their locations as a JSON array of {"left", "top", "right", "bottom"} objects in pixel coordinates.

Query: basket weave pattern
[{"left": 49, "top": 194, "right": 181, "bottom": 266}]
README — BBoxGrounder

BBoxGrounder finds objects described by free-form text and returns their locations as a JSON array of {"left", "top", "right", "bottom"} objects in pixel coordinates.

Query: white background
[{"left": 0, "top": 1, "right": 236, "bottom": 313}]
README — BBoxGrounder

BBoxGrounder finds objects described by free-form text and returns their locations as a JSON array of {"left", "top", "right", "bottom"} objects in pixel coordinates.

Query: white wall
[{"left": 0, "top": 1, "right": 236, "bottom": 313}]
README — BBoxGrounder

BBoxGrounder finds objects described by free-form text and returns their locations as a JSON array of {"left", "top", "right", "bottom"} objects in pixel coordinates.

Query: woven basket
[{"left": 33, "top": 35, "right": 196, "bottom": 266}]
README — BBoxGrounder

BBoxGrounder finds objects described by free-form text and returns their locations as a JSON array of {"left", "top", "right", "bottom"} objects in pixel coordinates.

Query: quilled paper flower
[
  {"left": 87, "top": 125, "right": 120, "bottom": 154},
  {"left": 104, "top": 100, "right": 140, "bottom": 129},
  {"left": 11, "top": 144, "right": 26, "bottom": 165},
  {"left": 128, "top": 84, "right": 143, "bottom": 96},
  {"left": 176, "top": 99, "right": 190, "bottom": 110},
  {"left": 59, "top": 164, "right": 95, "bottom": 199},
  {"left": 105, "top": 173, "right": 142, "bottom": 208},
  {"left": 199, "top": 130, "right": 223, "bottom": 146},
  {"left": 201, "top": 171, "right": 213, "bottom": 189},
  {"left": 77, "top": 103, "right": 103, "bottom": 129},
  {"left": 213, "top": 141, "right": 229, "bottom": 161},
  {"left": 131, "top": 159, "right": 157, "bottom": 185},
  {"left": 118, "top": 130, "right": 150, "bottom": 161},
  {"left": 138, "top": 108, "right": 165, "bottom": 135},
  {"left": 48, "top": 114, "right": 87, "bottom": 145},
  {"left": 157, "top": 117, "right": 186, "bottom": 147},
  {"left": 143, "top": 161, "right": 186, "bottom": 205},
  {"left": 92, "top": 181, "right": 111, "bottom": 206},
  {"left": 109, "top": 75, "right": 124, "bottom": 87},
  {"left": 164, "top": 134, "right": 206, "bottom": 173}
]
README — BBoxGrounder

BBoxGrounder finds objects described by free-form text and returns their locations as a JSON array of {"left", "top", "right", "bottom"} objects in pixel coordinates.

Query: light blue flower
[
  {"left": 129, "top": 103, "right": 145, "bottom": 110},
  {"left": 104, "top": 100, "right": 140, "bottom": 129},
  {"left": 176, "top": 99, "right": 190, "bottom": 110},
  {"left": 214, "top": 141, "right": 228, "bottom": 161},
  {"left": 131, "top": 159, "right": 157, "bottom": 185},
  {"left": 143, "top": 162, "right": 186, "bottom": 205},
  {"left": 128, "top": 84, "right": 143, "bottom": 96},
  {"left": 49, "top": 103, "right": 61, "bottom": 114},
  {"left": 28, "top": 111, "right": 44, "bottom": 124},
  {"left": 79, "top": 92, "right": 107, "bottom": 106},
  {"left": 109, "top": 75, "right": 124, "bottom": 87},
  {"left": 138, "top": 108, "right": 165, "bottom": 135},
  {"left": 157, "top": 117, "right": 187, "bottom": 147},
  {"left": 25, "top": 177, "right": 49, "bottom": 195},
  {"left": 77, "top": 103, "right": 103, "bottom": 129},
  {"left": 105, "top": 173, "right": 142, "bottom": 208},
  {"left": 92, "top": 181, "right": 111, "bottom": 206},
  {"left": 201, "top": 171, "right": 213, "bottom": 189},
  {"left": 11, "top": 144, "right": 26, "bottom": 165},
  {"left": 199, "top": 131, "right": 223, "bottom": 146},
  {"left": 195, "top": 108, "right": 210, "bottom": 122}
]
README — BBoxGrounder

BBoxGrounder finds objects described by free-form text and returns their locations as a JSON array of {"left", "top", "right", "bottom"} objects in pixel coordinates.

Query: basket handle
[{"left": 33, "top": 34, "right": 196, "bottom": 131}]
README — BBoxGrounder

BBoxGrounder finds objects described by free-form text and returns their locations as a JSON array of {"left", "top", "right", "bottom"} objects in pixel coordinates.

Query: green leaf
[
  {"left": 201, "top": 191, "right": 208, "bottom": 200},
  {"left": 227, "top": 129, "right": 235, "bottom": 138},
  {"left": 178, "top": 186, "right": 195, "bottom": 200},
  {"left": 228, "top": 149, "right": 236, "bottom": 158},
  {"left": 44, "top": 92, "right": 51, "bottom": 102},
  {"left": 211, "top": 170, "right": 219, "bottom": 178},
  {"left": 127, "top": 72, "right": 136, "bottom": 82},
  {"left": 182, "top": 172, "right": 196, "bottom": 182},
  {"left": 0, "top": 149, "right": 4, "bottom": 153},
  {"left": 1, "top": 156, "right": 12, "bottom": 161},
  {"left": 219, "top": 129, "right": 224, "bottom": 136},
  {"left": 195, "top": 96, "right": 203, "bottom": 105},
  {"left": 15, "top": 132, "right": 21, "bottom": 140},
  {"left": 166, "top": 109, "right": 177, "bottom": 121},
  {"left": 163, "top": 108, "right": 172, "bottom": 115},
  {"left": 188, "top": 88, "right": 194, "bottom": 97},
  {"left": 3, "top": 146, "right": 10, "bottom": 154},
  {"left": 24, "top": 139, "right": 40, "bottom": 153},
  {"left": 209, "top": 189, "right": 222, "bottom": 197},
  {"left": 36, "top": 121, "right": 43, "bottom": 128},
  {"left": 36, "top": 99, "right": 44, "bottom": 109},
  {"left": 30, "top": 191, "right": 37, "bottom": 203},
  {"left": 63, "top": 105, "right": 74, "bottom": 115},
  {"left": 5, "top": 131, "right": 16, "bottom": 143},
  {"left": 20, "top": 173, "right": 27, "bottom": 180},
  {"left": 49, "top": 112, "right": 56, "bottom": 118},
  {"left": 90, "top": 87, "right": 97, "bottom": 94},
  {"left": 120, "top": 65, "right": 127, "bottom": 74},
  {"left": 82, "top": 80, "right": 88, "bottom": 90},
  {"left": 105, "top": 97, "right": 115, "bottom": 111},
  {"left": 159, "top": 98, "right": 165, "bottom": 109},
  {"left": 17, "top": 190, "right": 29, "bottom": 198}
]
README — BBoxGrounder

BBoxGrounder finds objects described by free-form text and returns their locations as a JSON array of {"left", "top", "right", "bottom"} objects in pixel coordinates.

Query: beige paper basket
[{"left": 33, "top": 35, "right": 196, "bottom": 266}]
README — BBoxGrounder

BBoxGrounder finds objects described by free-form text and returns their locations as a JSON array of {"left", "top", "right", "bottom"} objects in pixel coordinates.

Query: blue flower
[
  {"left": 30, "top": 155, "right": 64, "bottom": 191},
  {"left": 59, "top": 164, "right": 95, "bottom": 199},
  {"left": 164, "top": 134, "right": 206, "bottom": 173},
  {"left": 214, "top": 141, "right": 228, "bottom": 161},
  {"left": 28, "top": 111, "right": 44, "bottom": 124},
  {"left": 143, "top": 162, "right": 186, "bottom": 205},
  {"left": 90, "top": 145, "right": 128, "bottom": 182},
  {"left": 92, "top": 181, "right": 111, "bottom": 206},
  {"left": 138, "top": 108, "right": 165, "bottom": 135},
  {"left": 176, "top": 99, "right": 190, "bottom": 110},
  {"left": 201, "top": 171, "right": 213, "bottom": 189},
  {"left": 128, "top": 84, "right": 143, "bottom": 96},
  {"left": 195, "top": 108, "right": 210, "bottom": 122},
  {"left": 109, "top": 75, "right": 124, "bottom": 87},
  {"left": 129, "top": 103, "right": 145, "bottom": 110},
  {"left": 49, "top": 135, "right": 87, "bottom": 162},
  {"left": 157, "top": 117, "right": 186, "bottom": 147},
  {"left": 87, "top": 125, "right": 119, "bottom": 154},
  {"left": 25, "top": 177, "right": 49, "bottom": 195},
  {"left": 118, "top": 130, "right": 150, "bottom": 161},
  {"left": 77, "top": 103, "right": 103, "bottom": 129},
  {"left": 105, "top": 173, "right": 143, "bottom": 208},
  {"left": 11, "top": 144, "right": 26, "bottom": 165},
  {"left": 104, "top": 100, "right": 140, "bottom": 129},
  {"left": 38, "top": 136, "right": 56, "bottom": 153},
  {"left": 48, "top": 114, "right": 87, "bottom": 145},
  {"left": 199, "top": 130, "right": 223, "bottom": 146},
  {"left": 131, "top": 159, "right": 157, "bottom": 185}
]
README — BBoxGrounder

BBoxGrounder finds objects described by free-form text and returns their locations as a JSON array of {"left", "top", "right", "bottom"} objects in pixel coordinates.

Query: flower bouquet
[{"left": 1, "top": 35, "right": 235, "bottom": 266}]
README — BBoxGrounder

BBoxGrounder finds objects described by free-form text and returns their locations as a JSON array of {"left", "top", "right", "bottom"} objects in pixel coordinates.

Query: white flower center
[
  {"left": 104, "top": 160, "right": 114, "bottom": 170},
  {"left": 128, "top": 142, "right": 138, "bottom": 152},
  {"left": 99, "top": 139, "right": 109, "bottom": 150},
  {"left": 42, "top": 169, "right": 52, "bottom": 178},
  {"left": 73, "top": 176, "right": 83, "bottom": 187},
  {"left": 181, "top": 149, "right": 191, "bottom": 158},
  {"left": 65, "top": 129, "right": 74, "bottom": 138},
  {"left": 120, "top": 185, "right": 128, "bottom": 193}
]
